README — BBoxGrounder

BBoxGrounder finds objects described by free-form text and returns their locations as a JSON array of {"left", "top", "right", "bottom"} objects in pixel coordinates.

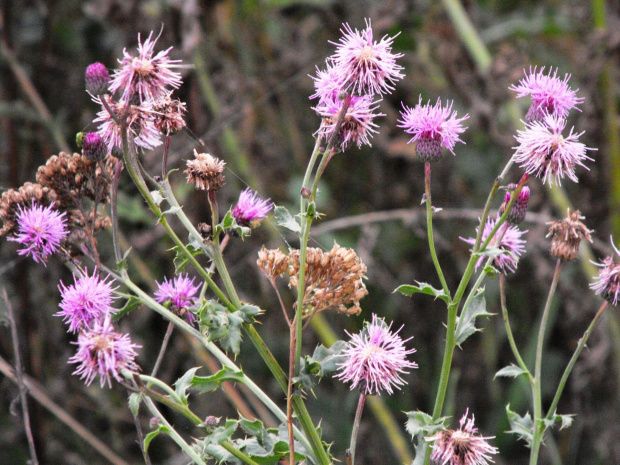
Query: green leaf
[
  {"left": 506, "top": 404, "right": 534, "bottom": 446},
  {"left": 114, "top": 295, "right": 142, "bottom": 319},
  {"left": 455, "top": 288, "right": 493, "bottom": 346},
  {"left": 543, "top": 413, "right": 574, "bottom": 430},
  {"left": 204, "top": 419, "right": 239, "bottom": 446},
  {"left": 199, "top": 300, "right": 254, "bottom": 354},
  {"left": 214, "top": 211, "right": 251, "bottom": 239},
  {"left": 128, "top": 392, "right": 142, "bottom": 416},
  {"left": 495, "top": 364, "right": 528, "bottom": 379},
  {"left": 404, "top": 411, "right": 446, "bottom": 437},
  {"left": 393, "top": 282, "right": 450, "bottom": 303},
  {"left": 190, "top": 367, "right": 245, "bottom": 394},
  {"left": 273, "top": 205, "right": 301, "bottom": 235},
  {"left": 294, "top": 340, "right": 347, "bottom": 390},
  {"left": 172, "top": 243, "right": 204, "bottom": 273},
  {"left": 238, "top": 304, "right": 262, "bottom": 321},
  {"left": 144, "top": 425, "right": 170, "bottom": 452},
  {"left": 175, "top": 367, "right": 201, "bottom": 404}
]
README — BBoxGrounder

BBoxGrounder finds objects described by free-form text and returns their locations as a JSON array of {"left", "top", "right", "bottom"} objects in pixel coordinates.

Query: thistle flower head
[
  {"left": 231, "top": 188, "right": 273, "bottom": 227},
  {"left": 185, "top": 150, "right": 226, "bottom": 192},
  {"left": 426, "top": 410, "right": 499, "bottom": 465},
  {"left": 513, "top": 114, "right": 594, "bottom": 186},
  {"left": 82, "top": 132, "right": 109, "bottom": 162},
  {"left": 150, "top": 91, "right": 187, "bottom": 135},
  {"left": 8, "top": 202, "right": 68, "bottom": 265},
  {"left": 510, "top": 66, "right": 584, "bottom": 122},
  {"left": 547, "top": 209, "right": 593, "bottom": 261},
  {"left": 590, "top": 238, "right": 620, "bottom": 306},
  {"left": 69, "top": 317, "right": 141, "bottom": 388},
  {"left": 330, "top": 18, "right": 404, "bottom": 96},
  {"left": 398, "top": 97, "right": 469, "bottom": 162},
  {"left": 56, "top": 271, "right": 117, "bottom": 333},
  {"left": 109, "top": 31, "right": 183, "bottom": 104},
  {"left": 85, "top": 62, "right": 111, "bottom": 96},
  {"left": 335, "top": 314, "right": 417, "bottom": 395},
  {"left": 499, "top": 185, "right": 530, "bottom": 225},
  {"left": 461, "top": 218, "right": 527, "bottom": 274},
  {"left": 155, "top": 273, "right": 200, "bottom": 324},
  {"left": 314, "top": 93, "right": 383, "bottom": 149},
  {"left": 310, "top": 62, "right": 345, "bottom": 102}
]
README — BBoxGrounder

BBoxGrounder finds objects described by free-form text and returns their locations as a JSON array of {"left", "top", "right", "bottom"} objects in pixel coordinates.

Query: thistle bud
[
  {"left": 82, "top": 133, "right": 108, "bottom": 162},
  {"left": 499, "top": 185, "right": 530, "bottom": 225},
  {"left": 546, "top": 209, "right": 592, "bottom": 261},
  {"left": 415, "top": 135, "right": 443, "bottom": 163},
  {"left": 85, "top": 62, "right": 110, "bottom": 96}
]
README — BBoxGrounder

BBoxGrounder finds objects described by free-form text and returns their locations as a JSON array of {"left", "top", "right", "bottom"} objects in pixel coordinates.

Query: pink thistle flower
[
  {"left": 154, "top": 273, "right": 200, "bottom": 324},
  {"left": 499, "top": 185, "right": 530, "bottom": 226},
  {"left": 56, "top": 271, "right": 117, "bottom": 333},
  {"left": 513, "top": 114, "right": 594, "bottom": 186},
  {"left": 231, "top": 188, "right": 273, "bottom": 227},
  {"left": 314, "top": 94, "right": 384, "bottom": 149},
  {"left": 590, "top": 238, "right": 620, "bottom": 306},
  {"left": 69, "top": 317, "right": 141, "bottom": 388},
  {"left": 335, "top": 314, "right": 417, "bottom": 395},
  {"left": 82, "top": 132, "right": 109, "bottom": 162},
  {"left": 510, "top": 66, "right": 584, "bottom": 122},
  {"left": 460, "top": 218, "right": 527, "bottom": 274},
  {"left": 8, "top": 202, "right": 68, "bottom": 265},
  {"left": 330, "top": 18, "right": 404, "bottom": 96},
  {"left": 109, "top": 31, "right": 183, "bottom": 104},
  {"left": 93, "top": 95, "right": 162, "bottom": 151},
  {"left": 398, "top": 97, "right": 469, "bottom": 162},
  {"left": 310, "top": 62, "right": 346, "bottom": 102},
  {"left": 426, "top": 409, "right": 499, "bottom": 465}
]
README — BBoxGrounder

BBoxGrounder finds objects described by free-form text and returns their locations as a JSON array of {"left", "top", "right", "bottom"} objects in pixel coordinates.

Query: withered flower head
[
  {"left": 289, "top": 243, "right": 368, "bottom": 317},
  {"left": 151, "top": 91, "right": 187, "bottom": 135},
  {"left": 257, "top": 246, "right": 290, "bottom": 280},
  {"left": 185, "top": 150, "right": 226, "bottom": 192},
  {"left": 546, "top": 209, "right": 592, "bottom": 261},
  {"left": 0, "top": 182, "right": 57, "bottom": 236}
]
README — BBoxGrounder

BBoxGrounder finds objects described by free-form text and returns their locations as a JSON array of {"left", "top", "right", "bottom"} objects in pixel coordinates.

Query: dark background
[{"left": 1, "top": 1, "right": 619, "bottom": 464}]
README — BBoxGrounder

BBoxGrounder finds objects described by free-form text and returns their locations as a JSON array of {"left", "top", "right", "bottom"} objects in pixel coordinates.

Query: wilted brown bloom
[
  {"left": 547, "top": 209, "right": 592, "bottom": 261},
  {"left": 257, "top": 246, "right": 290, "bottom": 280},
  {"left": 0, "top": 182, "right": 57, "bottom": 236},
  {"left": 152, "top": 92, "right": 187, "bottom": 135},
  {"left": 185, "top": 150, "right": 226, "bottom": 192},
  {"left": 289, "top": 243, "right": 367, "bottom": 317}
]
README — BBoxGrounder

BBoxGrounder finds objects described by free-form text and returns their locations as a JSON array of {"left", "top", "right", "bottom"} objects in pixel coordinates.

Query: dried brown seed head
[
  {"left": 185, "top": 150, "right": 226, "bottom": 192},
  {"left": 257, "top": 246, "right": 290, "bottom": 279},
  {"left": 547, "top": 209, "right": 593, "bottom": 261}
]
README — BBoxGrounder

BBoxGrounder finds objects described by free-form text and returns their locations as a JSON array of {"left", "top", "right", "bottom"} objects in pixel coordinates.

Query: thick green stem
[
  {"left": 424, "top": 162, "right": 451, "bottom": 297},
  {"left": 347, "top": 393, "right": 366, "bottom": 465}
]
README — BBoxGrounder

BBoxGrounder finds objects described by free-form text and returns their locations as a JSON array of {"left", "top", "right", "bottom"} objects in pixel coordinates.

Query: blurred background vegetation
[{"left": 1, "top": 0, "right": 619, "bottom": 464}]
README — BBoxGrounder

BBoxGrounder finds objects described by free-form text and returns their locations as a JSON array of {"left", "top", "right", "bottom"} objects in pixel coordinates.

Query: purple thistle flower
[
  {"left": 314, "top": 93, "right": 384, "bottom": 149},
  {"left": 155, "top": 273, "right": 200, "bottom": 324},
  {"left": 310, "top": 62, "right": 346, "bottom": 102},
  {"left": 56, "top": 271, "right": 117, "bottom": 333},
  {"left": 461, "top": 218, "right": 527, "bottom": 274},
  {"left": 330, "top": 19, "right": 404, "bottom": 96},
  {"left": 85, "top": 62, "right": 111, "bottom": 96},
  {"left": 82, "top": 132, "right": 109, "bottom": 162},
  {"left": 590, "top": 238, "right": 620, "bottom": 306},
  {"left": 335, "top": 314, "right": 417, "bottom": 395},
  {"left": 108, "top": 31, "right": 183, "bottom": 104},
  {"left": 8, "top": 202, "right": 68, "bottom": 265},
  {"left": 93, "top": 95, "right": 162, "bottom": 151},
  {"left": 398, "top": 97, "right": 469, "bottom": 162},
  {"left": 426, "top": 409, "right": 499, "bottom": 465},
  {"left": 231, "top": 188, "right": 273, "bottom": 227},
  {"left": 69, "top": 317, "right": 141, "bottom": 388},
  {"left": 510, "top": 66, "right": 584, "bottom": 122},
  {"left": 499, "top": 186, "right": 530, "bottom": 225},
  {"left": 513, "top": 114, "right": 594, "bottom": 186}
]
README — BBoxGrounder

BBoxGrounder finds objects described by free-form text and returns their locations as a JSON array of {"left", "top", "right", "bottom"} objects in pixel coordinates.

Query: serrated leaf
[
  {"left": 238, "top": 304, "right": 262, "bottom": 321},
  {"left": 114, "top": 295, "right": 142, "bottom": 319},
  {"left": 172, "top": 243, "right": 204, "bottom": 273},
  {"left": 204, "top": 419, "right": 239, "bottom": 446},
  {"left": 294, "top": 340, "right": 347, "bottom": 390},
  {"left": 274, "top": 206, "right": 301, "bottom": 235},
  {"left": 506, "top": 404, "right": 534, "bottom": 446},
  {"left": 199, "top": 300, "right": 249, "bottom": 354},
  {"left": 190, "top": 367, "right": 245, "bottom": 394},
  {"left": 495, "top": 364, "right": 528, "bottom": 379},
  {"left": 543, "top": 413, "right": 574, "bottom": 430},
  {"left": 128, "top": 392, "right": 142, "bottom": 416},
  {"left": 204, "top": 444, "right": 240, "bottom": 465},
  {"left": 455, "top": 289, "right": 493, "bottom": 346},
  {"left": 404, "top": 411, "right": 446, "bottom": 437},
  {"left": 214, "top": 210, "right": 252, "bottom": 239},
  {"left": 393, "top": 282, "right": 450, "bottom": 303},
  {"left": 175, "top": 367, "right": 201, "bottom": 403},
  {"left": 151, "top": 190, "right": 164, "bottom": 206},
  {"left": 144, "top": 425, "right": 170, "bottom": 452}
]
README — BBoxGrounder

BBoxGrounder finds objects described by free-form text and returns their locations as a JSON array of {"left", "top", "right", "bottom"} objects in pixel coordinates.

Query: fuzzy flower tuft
[
  {"left": 426, "top": 409, "right": 499, "bottom": 465},
  {"left": 8, "top": 202, "right": 68, "bottom": 265},
  {"left": 56, "top": 271, "right": 117, "bottom": 333},
  {"left": 310, "top": 62, "right": 345, "bottom": 102},
  {"left": 398, "top": 97, "right": 469, "bottom": 162},
  {"left": 231, "top": 188, "right": 273, "bottom": 227},
  {"left": 109, "top": 31, "right": 182, "bottom": 104},
  {"left": 461, "top": 218, "right": 527, "bottom": 274},
  {"left": 330, "top": 19, "right": 404, "bottom": 96},
  {"left": 155, "top": 273, "right": 200, "bottom": 316},
  {"left": 590, "top": 238, "right": 620, "bottom": 306},
  {"left": 69, "top": 317, "right": 141, "bottom": 388},
  {"left": 513, "top": 114, "right": 594, "bottom": 186},
  {"left": 335, "top": 314, "right": 416, "bottom": 395},
  {"left": 510, "top": 67, "right": 584, "bottom": 122}
]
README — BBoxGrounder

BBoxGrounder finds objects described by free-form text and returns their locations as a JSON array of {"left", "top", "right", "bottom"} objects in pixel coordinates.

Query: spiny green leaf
[
  {"left": 294, "top": 340, "right": 346, "bottom": 390},
  {"left": 172, "top": 243, "right": 204, "bottom": 273},
  {"left": 455, "top": 288, "right": 493, "bottom": 346},
  {"left": 175, "top": 367, "right": 201, "bottom": 403},
  {"left": 190, "top": 367, "right": 245, "bottom": 394},
  {"left": 199, "top": 300, "right": 249, "bottom": 354},
  {"left": 543, "top": 413, "right": 574, "bottom": 430},
  {"left": 114, "top": 295, "right": 142, "bottom": 319},
  {"left": 144, "top": 425, "right": 170, "bottom": 452},
  {"left": 404, "top": 411, "right": 447, "bottom": 438},
  {"left": 506, "top": 404, "right": 534, "bottom": 446},
  {"left": 273, "top": 205, "right": 301, "bottom": 235},
  {"left": 394, "top": 282, "right": 450, "bottom": 303},
  {"left": 495, "top": 364, "right": 528, "bottom": 379}
]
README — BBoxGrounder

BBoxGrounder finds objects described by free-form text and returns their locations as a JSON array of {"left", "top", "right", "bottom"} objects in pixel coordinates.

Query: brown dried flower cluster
[
  {"left": 185, "top": 150, "right": 226, "bottom": 192},
  {"left": 547, "top": 209, "right": 593, "bottom": 261},
  {"left": 257, "top": 243, "right": 368, "bottom": 317},
  {"left": 0, "top": 182, "right": 57, "bottom": 236},
  {"left": 152, "top": 93, "right": 187, "bottom": 135}
]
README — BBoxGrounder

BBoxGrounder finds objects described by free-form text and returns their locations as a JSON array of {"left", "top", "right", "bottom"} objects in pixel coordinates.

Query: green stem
[
  {"left": 300, "top": 136, "right": 323, "bottom": 209},
  {"left": 529, "top": 259, "right": 563, "bottom": 465},
  {"left": 139, "top": 374, "right": 183, "bottom": 403},
  {"left": 347, "top": 393, "right": 366, "bottom": 465},
  {"left": 499, "top": 274, "right": 533, "bottom": 383},
  {"left": 545, "top": 300, "right": 610, "bottom": 421},
  {"left": 424, "top": 162, "right": 451, "bottom": 297}
]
